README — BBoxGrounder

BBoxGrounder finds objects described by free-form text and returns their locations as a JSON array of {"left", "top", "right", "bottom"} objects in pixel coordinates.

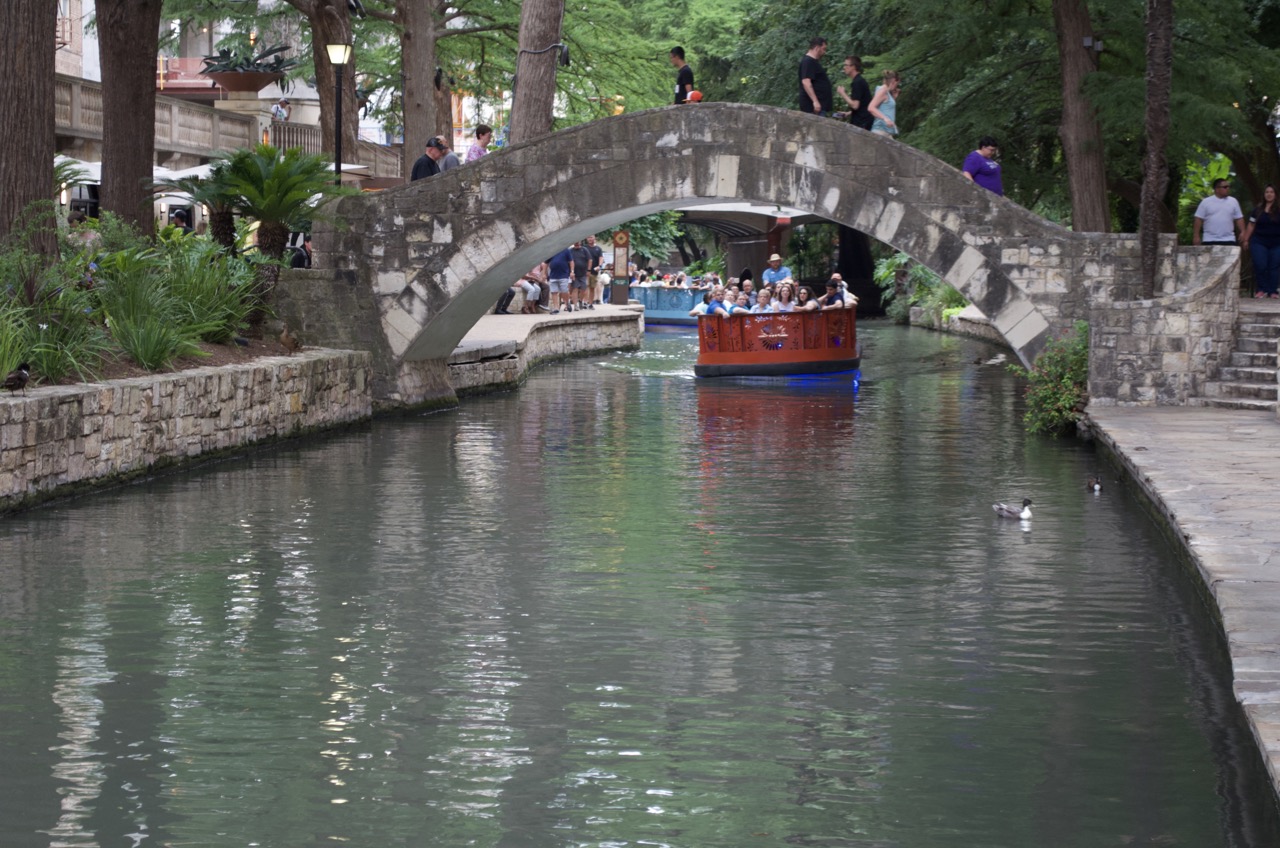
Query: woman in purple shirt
[{"left": 962, "top": 136, "right": 1003, "bottom": 196}]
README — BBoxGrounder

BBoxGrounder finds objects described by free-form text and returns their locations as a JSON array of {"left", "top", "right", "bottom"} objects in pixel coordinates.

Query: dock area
[{"left": 1089, "top": 404, "right": 1280, "bottom": 796}]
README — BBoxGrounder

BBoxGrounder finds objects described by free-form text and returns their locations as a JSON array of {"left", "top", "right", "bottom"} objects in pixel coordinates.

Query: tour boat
[{"left": 694, "top": 308, "right": 861, "bottom": 378}]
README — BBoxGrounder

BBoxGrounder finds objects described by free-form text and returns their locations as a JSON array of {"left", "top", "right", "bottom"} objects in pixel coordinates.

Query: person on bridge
[
  {"left": 1242, "top": 185, "right": 1280, "bottom": 298},
  {"left": 433, "top": 137, "right": 462, "bottom": 173},
  {"left": 962, "top": 137, "right": 1003, "bottom": 196},
  {"left": 547, "top": 245, "right": 575, "bottom": 314},
  {"left": 1193, "top": 179, "right": 1244, "bottom": 247},
  {"left": 837, "top": 56, "right": 874, "bottom": 131},
  {"left": 410, "top": 137, "right": 447, "bottom": 181},
  {"left": 868, "top": 70, "right": 900, "bottom": 137},
  {"left": 670, "top": 46, "right": 695, "bottom": 105},
  {"left": 761, "top": 253, "right": 793, "bottom": 287},
  {"left": 467, "top": 125, "right": 493, "bottom": 163},
  {"left": 798, "top": 37, "right": 833, "bottom": 116}
]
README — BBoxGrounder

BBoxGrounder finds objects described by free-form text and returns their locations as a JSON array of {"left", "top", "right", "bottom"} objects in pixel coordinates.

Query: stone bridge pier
[{"left": 273, "top": 103, "right": 1241, "bottom": 409}]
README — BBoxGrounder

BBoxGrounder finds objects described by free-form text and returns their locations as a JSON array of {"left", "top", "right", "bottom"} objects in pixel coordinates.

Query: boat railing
[{"left": 696, "top": 309, "right": 857, "bottom": 356}]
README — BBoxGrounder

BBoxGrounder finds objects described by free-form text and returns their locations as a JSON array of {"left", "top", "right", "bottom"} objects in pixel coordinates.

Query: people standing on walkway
[
  {"left": 836, "top": 56, "right": 873, "bottom": 130},
  {"left": 1243, "top": 185, "right": 1280, "bottom": 298},
  {"left": 410, "top": 137, "right": 447, "bottom": 181},
  {"left": 432, "top": 137, "right": 462, "bottom": 173},
  {"left": 962, "top": 137, "right": 1003, "bottom": 196},
  {"left": 1193, "top": 179, "right": 1245, "bottom": 247},
  {"left": 547, "top": 245, "right": 574, "bottom": 314},
  {"left": 467, "top": 125, "right": 493, "bottom": 162},
  {"left": 868, "top": 70, "right": 900, "bottom": 137},
  {"left": 569, "top": 240, "right": 592, "bottom": 311},
  {"left": 585, "top": 234, "right": 605, "bottom": 305},
  {"left": 670, "top": 46, "right": 695, "bottom": 105},
  {"left": 798, "top": 38, "right": 833, "bottom": 116}
]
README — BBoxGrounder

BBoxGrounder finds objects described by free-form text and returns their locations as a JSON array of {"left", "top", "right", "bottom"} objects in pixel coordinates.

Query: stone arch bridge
[{"left": 278, "top": 103, "right": 1239, "bottom": 408}]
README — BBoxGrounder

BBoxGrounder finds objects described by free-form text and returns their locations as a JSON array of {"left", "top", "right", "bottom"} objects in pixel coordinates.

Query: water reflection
[{"left": 0, "top": 325, "right": 1276, "bottom": 847}]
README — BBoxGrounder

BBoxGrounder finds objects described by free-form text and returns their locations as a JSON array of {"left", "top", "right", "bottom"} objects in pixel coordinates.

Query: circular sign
[{"left": 612, "top": 231, "right": 630, "bottom": 248}]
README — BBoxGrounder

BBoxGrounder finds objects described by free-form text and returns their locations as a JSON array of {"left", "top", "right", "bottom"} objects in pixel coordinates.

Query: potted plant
[{"left": 202, "top": 44, "right": 299, "bottom": 94}]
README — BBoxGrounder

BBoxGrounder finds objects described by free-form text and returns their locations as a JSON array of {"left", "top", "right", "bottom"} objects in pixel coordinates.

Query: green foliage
[
  {"left": 685, "top": 249, "right": 727, "bottom": 278},
  {"left": 599, "top": 211, "right": 684, "bottom": 265},
  {"left": 161, "top": 237, "right": 256, "bottom": 343},
  {"left": 0, "top": 299, "right": 29, "bottom": 378},
  {"left": 787, "top": 223, "right": 837, "bottom": 282},
  {"left": 201, "top": 43, "right": 299, "bottom": 76},
  {"left": 1010, "top": 320, "right": 1090, "bottom": 436},
  {"left": 26, "top": 284, "right": 112, "bottom": 383},
  {"left": 873, "top": 252, "right": 965, "bottom": 323},
  {"left": 96, "top": 248, "right": 207, "bottom": 370}
]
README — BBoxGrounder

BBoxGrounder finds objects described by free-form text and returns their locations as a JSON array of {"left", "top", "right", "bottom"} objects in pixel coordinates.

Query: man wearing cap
[
  {"left": 761, "top": 253, "right": 793, "bottom": 287},
  {"left": 410, "top": 137, "right": 447, "bottom": 181},
  {"left": 271, "top": 98, "right": 291, "bottom": 121}
]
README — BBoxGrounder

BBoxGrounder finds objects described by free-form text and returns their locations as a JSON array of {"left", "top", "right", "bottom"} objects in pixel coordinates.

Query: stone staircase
[{"left": 1200, "top": 302, "right": 1280, "bottom": 411}]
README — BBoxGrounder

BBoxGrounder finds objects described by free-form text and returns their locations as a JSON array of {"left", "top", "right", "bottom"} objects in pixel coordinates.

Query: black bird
[{"left": 3, "top": 362, "right": 30, "bottom": 395}]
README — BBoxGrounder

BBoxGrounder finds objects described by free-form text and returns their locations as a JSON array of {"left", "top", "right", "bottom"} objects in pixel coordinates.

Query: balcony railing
[{"left": 56, "top": 74, "right": 255, "bottom": 157}]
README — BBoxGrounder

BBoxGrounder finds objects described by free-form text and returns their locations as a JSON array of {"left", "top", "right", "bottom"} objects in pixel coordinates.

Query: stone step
[
  {"left": 1218, "top": 381, "right": 1280, "bottom": 400},
  {"left": 1200, "top": 396, "right": 1278, "bottom": 412},
  {"left": 1239, "top": 322, "right": 1280, "bottom": 338},
  {"left": 1219, "top": 366, "right": 1278, "bottom": 383},
  {"left": 1231, "top": 351, "right": 1279, "bottom": 368},
  {"left": 1237, "top": 337, "right": 1279, "bottom": 353}
]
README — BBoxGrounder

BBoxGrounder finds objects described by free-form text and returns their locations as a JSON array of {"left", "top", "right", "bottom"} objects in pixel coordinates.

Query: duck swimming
[
  {"left": 993, "top": 498, "right": 1033, "bottom": 520},
  {"left": 1086, "top": 476, "right": 1102, "bottom": 493}
]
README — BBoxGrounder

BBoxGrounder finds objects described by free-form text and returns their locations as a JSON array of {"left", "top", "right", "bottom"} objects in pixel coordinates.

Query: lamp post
[{"left": 325, "top": 42, "right": 353, "bottom": 187}]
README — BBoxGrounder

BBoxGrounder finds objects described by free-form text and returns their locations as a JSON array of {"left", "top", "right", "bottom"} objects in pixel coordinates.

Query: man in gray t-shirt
[{"left": 1193, "top": 179, "right": 1244, "bottom": 246}]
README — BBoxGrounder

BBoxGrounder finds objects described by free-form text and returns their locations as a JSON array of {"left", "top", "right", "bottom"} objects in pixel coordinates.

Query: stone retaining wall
[
  {"left": 448, "top": 310, "right": 643, "bottom": 394},
  {"left": 0, "top": 349, "right": 371, "bottom": 512}
]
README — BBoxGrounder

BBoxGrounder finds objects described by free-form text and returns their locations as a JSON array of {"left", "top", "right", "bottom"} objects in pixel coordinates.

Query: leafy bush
[
  {"left": 26, "top": 283, "right": 111, "bottom": 382},
  {"left": 160, "top": 235, "right": 256, "bottom": 343},
  {"left": 1011, "top": 320, "right": 1090, "bottom": 436},
  {"left": 873, "top": 252, "right": 966, "bottom": 323},
  {"left": 95, "top": 247, "right": 207, "bottom": 370},
  {"left": 0, "top": 298, "right": 29, "bottom": 377}
]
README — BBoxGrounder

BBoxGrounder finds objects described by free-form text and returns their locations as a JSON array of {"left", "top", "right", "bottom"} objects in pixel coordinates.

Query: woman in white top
[{"left": 774, "top": 283, "right": 797, "bottom": 312}]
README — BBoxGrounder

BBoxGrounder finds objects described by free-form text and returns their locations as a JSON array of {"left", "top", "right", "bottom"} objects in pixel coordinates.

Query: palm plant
[{"left": 153, "top": 163, "right": 238, "bottom": 252}]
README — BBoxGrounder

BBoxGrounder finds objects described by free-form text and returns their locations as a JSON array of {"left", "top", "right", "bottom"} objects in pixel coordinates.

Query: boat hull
[{"left": 695, "top": 309, "right": 860, "bottom": 378}]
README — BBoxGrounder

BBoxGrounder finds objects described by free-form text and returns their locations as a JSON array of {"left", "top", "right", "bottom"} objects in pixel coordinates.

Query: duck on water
[{"left": 993, "top": 498, "right": 1033, "bottom": 520}]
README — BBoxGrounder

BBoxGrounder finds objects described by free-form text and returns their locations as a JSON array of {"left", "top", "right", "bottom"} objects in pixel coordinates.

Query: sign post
[{"left": 610, "top": 231, "right": 630, "bottom": 305}]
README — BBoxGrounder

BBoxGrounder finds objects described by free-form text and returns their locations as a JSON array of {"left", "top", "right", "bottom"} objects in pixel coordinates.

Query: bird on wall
[
  {"left": 279, "top": 326, "right": 302, "bottom": 355},
  {"left": 3, "top": 363, "right": 30, "bottom": 395}
]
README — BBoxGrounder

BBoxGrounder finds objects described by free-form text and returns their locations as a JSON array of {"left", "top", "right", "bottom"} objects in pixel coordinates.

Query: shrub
[
  {"left": 1011, "top": 320, "right": 1090, "bottom": 436},
  {"left": 873, "top": 252, "right": 966, "bottom": 323},
  {"left": 0, "top": 298, "right": 29, "bottom": 377},
  {"left": 160, "top": 236, "right": 256, "bottom": 343},
  {"left": 26, "top": 283, "right": 111, "bottom": 383},
  {"left": 95, "top": 247, "right": 207, "bottom": 370}
]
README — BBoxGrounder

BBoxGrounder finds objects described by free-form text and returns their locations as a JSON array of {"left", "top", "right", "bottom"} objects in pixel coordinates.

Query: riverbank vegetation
[
  {"left": 0, "top": 145, "right": 347, "bottom": 386},
  {"left": 873, "top": 253, "right": 967, "bottom": 325},
  {"left": 1011, "top": 321, "right": 1091, "bottom": 436}
]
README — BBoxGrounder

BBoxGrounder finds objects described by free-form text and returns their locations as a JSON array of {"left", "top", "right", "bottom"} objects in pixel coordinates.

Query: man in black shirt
[
  {"left": 837, "top": 55, "right": 873, "bottom": 130},
  {"left": 670, "top": 46, "right": 694, "bottom": 104},
  {"left": 409, "top": 137, "right": 448, "bottom": 181},
  {"left": 798, "top": 37, "right": 832, "bottom": 115}
]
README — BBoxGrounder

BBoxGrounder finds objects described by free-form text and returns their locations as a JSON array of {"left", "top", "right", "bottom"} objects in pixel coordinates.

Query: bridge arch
[{"left": 315, "top": 103, "right": 1087, "bottom": 371}]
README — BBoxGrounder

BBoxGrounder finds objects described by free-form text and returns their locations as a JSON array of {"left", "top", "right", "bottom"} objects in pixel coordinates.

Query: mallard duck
[
  {"left": 1086, "top": 476, "right": 1102, "bottom": 493},
  {"left": 3, "top": 362, "right": 30, "bottom": 395},
  {"left": 993, "top": 498, "right": 1033, "bottom": 520}
]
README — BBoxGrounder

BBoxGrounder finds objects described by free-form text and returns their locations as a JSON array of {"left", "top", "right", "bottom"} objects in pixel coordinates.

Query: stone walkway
[
  {"left": 1087, "top": 405, "right": 1280, "bottom": 795},
  {"left": 452, "top": 302, "right": 642, "bottom": 361}
]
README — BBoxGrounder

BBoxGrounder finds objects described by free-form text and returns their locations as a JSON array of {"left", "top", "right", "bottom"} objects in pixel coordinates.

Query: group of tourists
[
  {"left": 1192, "top": 179, "right": 1280, "bottom": 298},
  {"left": 497, "top": 235, "right": 610, "bottom": 315},
  {"left": 409, "top": 125, "right": 494, "bottom": 181},
  {"left": 688, "top": 254, "right": 858, "bottom": 318}
]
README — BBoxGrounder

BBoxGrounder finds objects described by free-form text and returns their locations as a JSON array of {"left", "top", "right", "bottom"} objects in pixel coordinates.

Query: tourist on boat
[
  {"left": 761, "top": 253, "right": 793, "bottom": 286},
  {"left": 821, "top": 279, "right": 849, "bottom": 309},
  {"left": 750, "top": 291, "right": 775, "bottom": 313},
  {"left": 796, "top": 286, "right": 820, "bottom": 311},
  {"left": 689, "top": 292, "right": 712, "bottom": 316},
  {"left": 775, "top": 284, "right": 797, "bottom": 312},
  {"left": 733, "top": 293, "right": 752, "bottom": 312},
  {"left": 741, "top": 279, "right": 757, "bottom": 305},
  {"left": 705, "top": 288, "right": 731, "bottom": 316}
]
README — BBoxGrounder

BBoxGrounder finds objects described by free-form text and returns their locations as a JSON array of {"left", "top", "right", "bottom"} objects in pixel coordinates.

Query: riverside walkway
[{"left": 1088, "top": 403, "right": 1280, "bottom": 794}]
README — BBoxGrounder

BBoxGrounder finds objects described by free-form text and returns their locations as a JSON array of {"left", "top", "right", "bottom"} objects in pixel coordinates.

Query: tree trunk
[
  {"left": 509, "top": 0, "right": 565, "bottom": 144},
  {"left": 436, "top": 75, "right": 455, "bottom": 141},
  {"left": 1052, "top": 0, "right": 1111, "bottom": 233},
  {"left": 290, "top": 0, "right": 359, "bottom": 160},
  {"left": 1139, "top": 0, "right": 1174, "bottom": 298},
  {"left": 400, "top": 0, "right": 439, "bottom": 175},
  {"left": 837, "top": 226, "right": 881, "bottom": 314},
  {"left": 97, "top": 0, "right": 164, "bottom": 236},
  {"left": 0, "top": 0, "right": 55, "bottom": 251}
]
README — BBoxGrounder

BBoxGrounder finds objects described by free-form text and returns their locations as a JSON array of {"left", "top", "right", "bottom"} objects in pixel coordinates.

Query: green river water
[{"left": 0, "top": 324, "right": 1276, "bottom": 847}]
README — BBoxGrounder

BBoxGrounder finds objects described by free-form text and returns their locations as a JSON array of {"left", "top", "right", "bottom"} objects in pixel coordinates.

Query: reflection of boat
[
  {"left": 629, "top": 286, "right": 703, "bottom": 325},
  {"left": 695, "top": 310, "right": 861, "bottom": 378}
]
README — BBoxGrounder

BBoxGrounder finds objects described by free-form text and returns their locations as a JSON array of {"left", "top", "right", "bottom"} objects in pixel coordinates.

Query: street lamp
[{"left": 326, "top": 42, "right": 353, "bottom": 187}]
